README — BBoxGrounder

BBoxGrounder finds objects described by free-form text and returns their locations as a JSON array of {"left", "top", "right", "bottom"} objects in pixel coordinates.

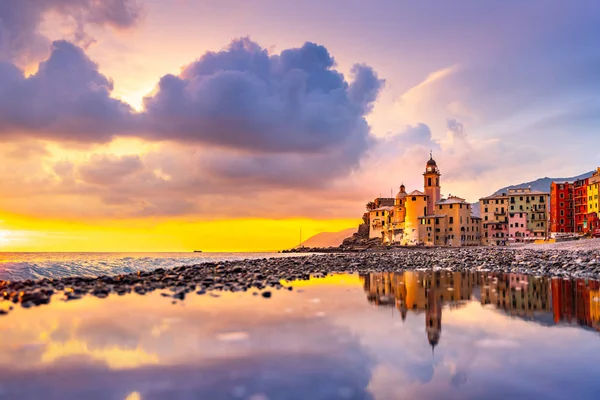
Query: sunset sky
[{"left": 0, "top": 0, "right": 599, "bottom": 251}]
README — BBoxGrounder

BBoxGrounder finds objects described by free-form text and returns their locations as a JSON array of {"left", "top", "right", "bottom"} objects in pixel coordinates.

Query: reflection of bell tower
[
  {"left": 426, "top": 284, "right": 442, "bottom": 352},
  {"left": 423, "top": 151, "right": 441, "bottom": 215}
]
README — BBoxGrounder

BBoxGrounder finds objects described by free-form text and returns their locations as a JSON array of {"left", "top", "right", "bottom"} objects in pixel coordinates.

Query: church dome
[
  {"left": 427, "top": 157, "right": 437, "bottom": 167},
  {"left": 396, "top": 184, "right": 407, "bottom": 198}
]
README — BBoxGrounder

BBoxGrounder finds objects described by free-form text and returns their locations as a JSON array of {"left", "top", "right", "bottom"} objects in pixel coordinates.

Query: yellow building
[
  {"left": 371, "top": 154, "right": 483, "bottom": 247},
  {"left": 402, "top": 190, "right": 428, "bottom": 245},
  {"left": 588, "top": 167, "right": 600, "bottom": 216},
  {"left": 369, "top": 206, "right": 393, "bottom": 239}
]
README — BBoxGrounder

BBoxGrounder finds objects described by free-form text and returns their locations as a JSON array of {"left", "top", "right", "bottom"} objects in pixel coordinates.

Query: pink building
[{"left": 508, "top": 212, "right": 532, "bottom": 242}]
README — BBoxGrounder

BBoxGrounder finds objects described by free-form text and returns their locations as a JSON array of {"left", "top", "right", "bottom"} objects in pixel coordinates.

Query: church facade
[{"left": 368, "top": 154, "right": 483, "bottom": 247}]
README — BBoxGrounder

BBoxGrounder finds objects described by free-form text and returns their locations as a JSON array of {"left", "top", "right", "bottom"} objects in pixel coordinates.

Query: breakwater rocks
[{"left": 2, "top": 247, "right": 600, "bottom": 315}]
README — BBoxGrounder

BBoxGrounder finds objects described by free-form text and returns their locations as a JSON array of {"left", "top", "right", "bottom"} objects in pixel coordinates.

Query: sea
[{"left": 0, "top": 252, "right": 302, "bottom": 281}]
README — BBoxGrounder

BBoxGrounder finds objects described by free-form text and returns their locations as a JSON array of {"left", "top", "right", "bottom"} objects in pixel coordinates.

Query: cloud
[
  {"left": 446, "top": 118, "right": 465, "bottom": 142},
  {"left": 142, "top": 38, "right": 384, "bottom": 154},
  {"left": 0, "top": 40, "right": 134, "bottom": 142},
  {"left": 78, "top": 154, "right": 143, "bottom": 185},
  {"left": 0, "top": 0, "right": 142, "bottom": 65}
]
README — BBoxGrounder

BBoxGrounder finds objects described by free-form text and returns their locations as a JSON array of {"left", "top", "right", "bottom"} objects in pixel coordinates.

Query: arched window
[
  {"left": 428, "top": 177, "right": 432, "bottom": 186},
  {"left": 436, "top": 178, "right": 439, "bottom": 186}
]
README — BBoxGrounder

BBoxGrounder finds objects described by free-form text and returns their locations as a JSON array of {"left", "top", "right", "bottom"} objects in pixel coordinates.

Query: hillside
[
  {"left": 297, "top": 227, "right": 357, "bottom": 248},
  {"left": 471, "top": 171, "right": 595, "bottom": 216}
]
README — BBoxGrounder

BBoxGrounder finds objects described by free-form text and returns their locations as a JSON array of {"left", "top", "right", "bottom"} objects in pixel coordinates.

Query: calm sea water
[
  {"left": 0, "top": 252, "right": 302, "bottom": 281},
  {"left": 1, "top": 270, "right": 599, "bottom": 399}
]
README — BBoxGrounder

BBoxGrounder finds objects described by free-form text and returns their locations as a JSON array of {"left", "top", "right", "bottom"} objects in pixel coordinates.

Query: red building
[
  {"left": 574, "top": 178, "right": 589, "bottom": 233},
  {"left": 550, "top": 182, "right": 574, "bottom": 233}
]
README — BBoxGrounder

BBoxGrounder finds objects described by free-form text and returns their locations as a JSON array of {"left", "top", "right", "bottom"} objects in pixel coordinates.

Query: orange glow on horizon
[{"left": 0, "top": 213, "right": 360, "bottom": 252}]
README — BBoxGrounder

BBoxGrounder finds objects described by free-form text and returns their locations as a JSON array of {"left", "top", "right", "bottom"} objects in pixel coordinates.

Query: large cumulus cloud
[
  {"left": 142, "top": 38, "right": 384, "bottom": 154},
  {"left": 0, "top": 40, "right": 134, "bottom": 142}
]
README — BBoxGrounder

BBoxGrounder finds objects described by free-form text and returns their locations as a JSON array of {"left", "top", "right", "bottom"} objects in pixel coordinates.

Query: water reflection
[
  {"left": 359, "top": 271, "right": 600, "bottom": 346},
  {"left": 1, "top": 272, "right": 600, "bottom": 399}
]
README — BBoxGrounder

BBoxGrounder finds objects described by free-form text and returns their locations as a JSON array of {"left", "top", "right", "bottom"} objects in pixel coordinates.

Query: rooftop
[
  {"left": 437, "top": 197, "right": 470, "bottom": 205},
  {"left": 480, "top": 193, "right": 509, "bottom": 200},
  {"left": 370, "top": 206, "right": 394, "bottom": 212},
  {"left": 407, "top": 190, "right": 426, "bottom": 196},
  {"left": 507, "top": 188, "right": 549, "bottom": 195}
]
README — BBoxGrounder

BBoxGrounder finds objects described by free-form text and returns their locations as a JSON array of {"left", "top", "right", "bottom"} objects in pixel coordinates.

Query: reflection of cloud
[
  {"left": 40, "top": 339, "right": 159, "bottom": 369},
  {"left": 475, "top": 338, "right": 519, "bottom": 349}
]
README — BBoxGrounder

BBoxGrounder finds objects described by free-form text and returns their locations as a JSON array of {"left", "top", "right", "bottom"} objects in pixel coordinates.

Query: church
[{"left": 368, "top": 154, "right": 483, "bottom": 247}]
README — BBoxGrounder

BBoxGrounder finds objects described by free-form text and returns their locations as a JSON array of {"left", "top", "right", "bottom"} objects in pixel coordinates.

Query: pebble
[{"left": 2, "top": 247, "right": 600, "bottom": 311}]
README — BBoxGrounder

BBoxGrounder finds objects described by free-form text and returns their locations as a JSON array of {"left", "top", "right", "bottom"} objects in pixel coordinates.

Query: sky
[{"left": 0, "top": 0, "right": 599, "bottom": 251}]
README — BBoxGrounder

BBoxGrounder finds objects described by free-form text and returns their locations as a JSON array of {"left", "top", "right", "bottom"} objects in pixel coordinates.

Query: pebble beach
[{"left": 3, "top": 239, "right": 600, "bottom": 315}]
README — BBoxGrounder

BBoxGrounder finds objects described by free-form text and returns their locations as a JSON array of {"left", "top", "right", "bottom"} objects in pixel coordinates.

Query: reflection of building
[
  {"left": 426, "top": 281, "right": 442, "bottom": 351},
  {"left": 360, "top": 270, "right": 600, "bottom": 350}
]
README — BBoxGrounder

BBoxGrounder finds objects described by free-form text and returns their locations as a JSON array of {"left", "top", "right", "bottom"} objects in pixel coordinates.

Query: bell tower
[{"left": 423, "top": 151, "right": 441, "bottom": 215}]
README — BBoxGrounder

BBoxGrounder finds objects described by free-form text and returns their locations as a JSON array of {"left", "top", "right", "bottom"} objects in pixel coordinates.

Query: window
[
  {"left": 484, "top": 216, "right": 488, "bottom": 221},
  {"left": 439, "top": 205, "right": 442, "bottom": 210},
  {"left": 412, "top": 196, "right": 416, "bottom": 201},
  {"left": 449, "top": 217, "right": 454, "bottom": 224},
  {"left": 485, "top": 207, "right": 488, "bottom": 213},
  {"left": 560, "top": 193, "right": 564, "bottom": 199},
  {"left": 560, "top": 210, "right": 564, "bottom": 216},
  {"left": 428, "top": 177, "right": 432, "bottom": 186},
  {"left": 450, "top": 204, "right": 453, "bottom": 209}
]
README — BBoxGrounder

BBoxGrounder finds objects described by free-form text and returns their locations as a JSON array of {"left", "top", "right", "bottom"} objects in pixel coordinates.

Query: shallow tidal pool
[{"left": 1, "top": 271, "right": 600, "bottom": 399}]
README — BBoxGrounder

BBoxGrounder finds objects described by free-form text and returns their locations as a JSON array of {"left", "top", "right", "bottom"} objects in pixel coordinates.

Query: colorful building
[
  {"left": 549, "top": 167, "right": 600, "bottom": 236},
  {"left": 370, "top": 154, "right": 483, "bottom": 247},
  {"left": 587, "top": 168, "right": 600, "bottom": 231},
  {"left": 480, "top": 188, "right": 549, "bottom": 243},
  {"left": 369, "top": 206, "right": 393, "bottom": 239},
  {"left": 507, "top": 188, "right": 549, "bottom": 240},
  {"left": 479, "top": 193, "right": 508, "bottom": 245},
  {"left": 550, "top": 182, "right": 575, "bottom": 233},
  {"left": 574, "top": 178, "right": 589, "bottom": 233}
]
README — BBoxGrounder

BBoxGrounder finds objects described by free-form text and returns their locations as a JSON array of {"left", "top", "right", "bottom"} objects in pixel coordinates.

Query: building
[
  {"left": 479, "top": 187, "right": 549, "bottom": 244},
  {"left": 574, "top": 178, "right": 589, "bottom": 233},
  {"left": 420, "top": 196, "right": 482, "bottom": 246},
  {"left": 479, "top": 193, "right": 508, "bottom": 245},
  {"left": 369, "top": 206, "right": 393, "bottom": 239},
  {"left": 369, "top": 154, "right": 482, "bottom": 247},
  {"left": 587, "top": 168, "right": 600, "bottom": 231},
  {"left": 550, "top": 182, "right": 574, "bottom": 233},
  {"left": 548, "top": 167, "right": 600, "bottom": 236},
  {"left": 507, "top": 188, "right": 549, "bottom": 241}
]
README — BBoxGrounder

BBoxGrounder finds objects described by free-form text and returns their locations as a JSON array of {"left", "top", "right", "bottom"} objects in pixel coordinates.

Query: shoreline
[{"left": 2, "top": 246, "right": 600, "bottom": 316}]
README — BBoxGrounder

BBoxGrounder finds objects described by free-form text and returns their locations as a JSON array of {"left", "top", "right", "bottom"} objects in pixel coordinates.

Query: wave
[{"left": 0, "top": 252, "right": 299, "bottom": 281}]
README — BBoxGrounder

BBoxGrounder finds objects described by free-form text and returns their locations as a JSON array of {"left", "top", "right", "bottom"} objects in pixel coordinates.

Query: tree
[{"left": 366, "top": 201, "right": 376, "bottom": 211}]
